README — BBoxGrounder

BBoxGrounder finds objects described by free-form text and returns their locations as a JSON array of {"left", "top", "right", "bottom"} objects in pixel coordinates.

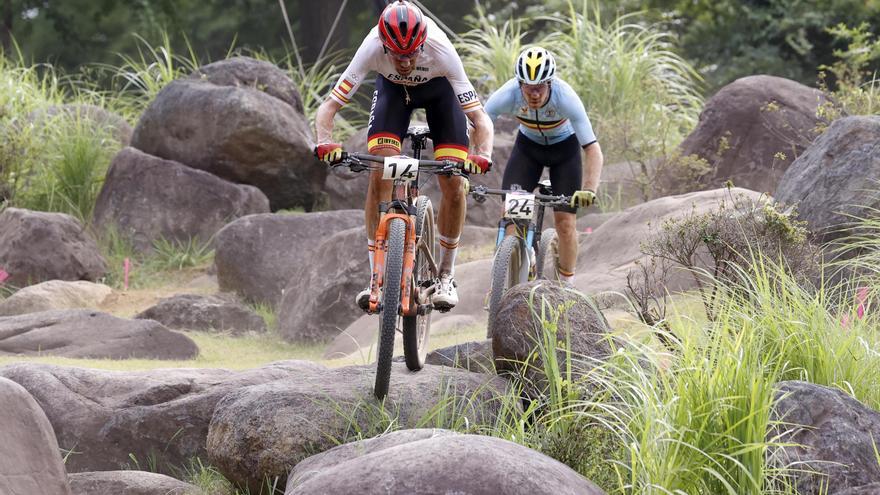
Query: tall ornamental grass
[{"left": 542, "top": 1, "right": 703, "bottom": 167}]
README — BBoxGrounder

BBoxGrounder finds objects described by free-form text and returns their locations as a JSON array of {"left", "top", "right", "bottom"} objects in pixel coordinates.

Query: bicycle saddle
[
  {"left": 538, "top": 179, "right": 555, "bottom": 196},
  {"left": 406, "top": 125, "right": 432, "bottom": 140}
]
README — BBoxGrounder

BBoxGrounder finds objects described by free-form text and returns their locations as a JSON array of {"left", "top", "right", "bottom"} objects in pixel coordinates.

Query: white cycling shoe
[{"left": 432, "top": 274, "right": 459, "bottom": 311}]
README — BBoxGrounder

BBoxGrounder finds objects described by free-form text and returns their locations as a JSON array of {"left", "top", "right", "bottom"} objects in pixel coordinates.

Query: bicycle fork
[{"left": 370, "top": 213, "right": 418, "bottom": 316}]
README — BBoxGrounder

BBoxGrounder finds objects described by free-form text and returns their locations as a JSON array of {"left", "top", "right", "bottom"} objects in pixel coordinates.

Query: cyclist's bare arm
[
  {"left": 582, "top": 142, "right": 604, "bottom": 192},
  {"left": 466, "top": 108, "right": 494, "bottom": 158},
  {"left": 315, "top": 98, "right": 343, "bottom": 144}
]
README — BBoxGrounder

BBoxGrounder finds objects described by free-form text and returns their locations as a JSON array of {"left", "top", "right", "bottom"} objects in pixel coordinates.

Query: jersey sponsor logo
[
  {"left": 415, "top": 66, "right": 429, "bottom": 72},
  {"left": 368, "top": 132, "right": 402, "bottom": 153},
  {"left": 457, "top": 90, "right": 477, "bottom": 104},
  {"left": 385, "top": 73, "right": 429, "bottom": 84}
]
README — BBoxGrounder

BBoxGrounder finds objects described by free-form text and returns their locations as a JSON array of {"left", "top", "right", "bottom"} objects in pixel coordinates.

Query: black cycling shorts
[
  {"left": 367, "top": 76, "right": 469, "bottom": 162},
  {"left": 502, "top": 132, "right": 583, "bottom": 213}
]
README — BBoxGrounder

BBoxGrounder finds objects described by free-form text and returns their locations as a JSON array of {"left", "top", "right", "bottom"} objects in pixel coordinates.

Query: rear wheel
[
  {"left": 487, "top": 235, "right": 525, "bottom": 338},
  {"left": 375, "top": 218, "right": 406, "bottom": 400},
  {"left": 403, "top": 196, "right": 434, "bottom": 371},
  {"left": 536, "top": 228, "right": 560, "bottom": 281}
]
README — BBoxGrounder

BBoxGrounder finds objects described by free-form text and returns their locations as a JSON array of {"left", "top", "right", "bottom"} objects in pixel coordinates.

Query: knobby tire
[
  {"left": 487, "top": 235, "right": 525, "bottom": 338},
  {"left": 375, "top": 218, "right": 406, "bottom": 400}
]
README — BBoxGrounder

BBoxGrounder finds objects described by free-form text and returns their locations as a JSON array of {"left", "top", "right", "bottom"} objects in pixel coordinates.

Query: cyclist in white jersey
[
  {"left": 313, "top": 0, "right": 494, "bottom": 311},
  {"left": 484, "top": 47, "right": 604, "bottom": 284}
]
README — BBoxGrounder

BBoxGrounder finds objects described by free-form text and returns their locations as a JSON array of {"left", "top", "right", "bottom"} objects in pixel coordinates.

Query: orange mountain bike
[{"left": 332, "top": 126, "right": 466, "bottom": 400}]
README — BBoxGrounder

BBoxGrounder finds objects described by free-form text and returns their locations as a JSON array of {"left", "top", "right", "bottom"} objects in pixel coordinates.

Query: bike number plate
[
  {"left": 504, "top": 193, "right": 535, "bottom": 219},
  {"left": 383, "top": 156, "right": 419, "bottom": 182}
]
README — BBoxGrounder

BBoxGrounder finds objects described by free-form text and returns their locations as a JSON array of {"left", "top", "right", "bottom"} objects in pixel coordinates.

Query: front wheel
[
  {"left": 536, "top": 228, "right": 560, "bottom": 281},
  {"left": 403, "top": 196, "right": 434, "bottom": 371},
  {"left": 487, "top": 235, "right": 526, "bottom": 339},
  {"left": 375, "top": 218, "right": 406, "bottom": 400}
]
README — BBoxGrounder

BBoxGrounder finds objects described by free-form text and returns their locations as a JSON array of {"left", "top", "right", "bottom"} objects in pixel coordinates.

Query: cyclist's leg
[
  {"left": 423, "top": 78, "right": 470, "bottom": 278},
  {"left": 366, "top": 76, "right": 412, "bottom": 250},
  {"left": 358, "top": 77, "right": 412, "bottom": 309},
  {"left": 547, "top": 135, "right": 583, "bottom": 283},
  {"left": 502, "top": 132, "right": 545, "bottom": 235}
]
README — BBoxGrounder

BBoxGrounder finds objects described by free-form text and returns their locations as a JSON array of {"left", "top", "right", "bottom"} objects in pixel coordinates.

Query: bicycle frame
[{"left": 367, "top": 132, "right": 443, "bottom": 316}]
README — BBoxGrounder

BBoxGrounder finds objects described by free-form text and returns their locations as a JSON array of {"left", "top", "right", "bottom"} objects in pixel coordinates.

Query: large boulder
[
  {"left": 131, "top": 57, "right": 323, "bottom": 211},
  {"left": 775, "top": 116, "right": 880, "bottom": 244},
  {"left": 835, "top": 484, "right": 880, "bottom": 495},
  {"left": 573, "top": 187, "right": 765, "bottom": 294},
  {"left": 0, "top": 377, "right": 72, "bottom": 495},
  {"left": 207, "top": 363, "right": 510, "bottom": 492},
  {"left": 136, "top": 293, "right": 267, "bottom": 334},
  {"left": 0, "top": 310, "right": 199, "bottom": 360},
  {"left": 93, "top": 147, "right": 269, "bottom": 253},
  {"left": 68, "top": 471, "right": 196, "bottom": 495},
  {"left": 769, "top": 381, "right": 880, "bottom": 495},
  {"left": 492, "top": 281, "right": 613, "bottom": 397},
  {"left": 0, "top": 208, "right": 107, "bottom": 288},
  {"left": 286, "top": 430, "right": 606, "bottom": 495},
  {"left": 676, "top": 75, "right": 826, "bottom": 194},
  {"left": 191, "top": 56, "right": 304, "bottom": 113},
  {"left": 277, "top": 227, "right": 368, "bottom": 343},
  {"left": 0, "top": 280, "right": 112, "bottom": 317},
  {"left": 214, "top": 211, "right": 363, "bottom": 305},
  {"left": 0, "top": 361, "right": 323, "bottom": 474}
]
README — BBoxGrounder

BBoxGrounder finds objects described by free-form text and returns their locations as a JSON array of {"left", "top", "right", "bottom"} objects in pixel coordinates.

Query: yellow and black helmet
[{"left": 515, "top": 46, "right": 556, "bottom": 84}]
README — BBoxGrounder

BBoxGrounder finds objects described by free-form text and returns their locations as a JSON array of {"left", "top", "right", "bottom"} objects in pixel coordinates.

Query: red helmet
[{"left": 378, "top": 1, "right": 428, "bottom": 56}]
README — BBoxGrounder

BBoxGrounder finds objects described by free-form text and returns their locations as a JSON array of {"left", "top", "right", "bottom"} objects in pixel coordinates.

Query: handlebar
[
  {"left": 331, "top": 152, "right": 467, "bottom": 177},
  {"left": 469, "top": 184, "right": 572, "bottom": 207}
]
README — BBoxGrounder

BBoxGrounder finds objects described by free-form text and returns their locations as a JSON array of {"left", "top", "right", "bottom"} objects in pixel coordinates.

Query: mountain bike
[
  {"left": 470, "top": 181, "right": 571, "bottom": 338},
  {"left": 332, "top": 126, "right": 466, "bottom": 400}
]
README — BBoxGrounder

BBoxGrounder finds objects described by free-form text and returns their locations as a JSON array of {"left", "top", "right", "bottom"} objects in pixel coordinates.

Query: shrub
[{"left": 639, "top": 191, "right": 817, "bottom": 321}]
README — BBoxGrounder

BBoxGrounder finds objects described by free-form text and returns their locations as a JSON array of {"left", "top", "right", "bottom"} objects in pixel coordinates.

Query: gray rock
[
  {"left": 0, "top": 310, "right": 198, "bottom": 360},
  {"left": 775, "top": 116, "right": 880, "bottom": 244},
  {"left": 492, "top": 281, "right": 613, "bottom": 398},
  {"left": 131, "top": 69, "right": 322, "bottom": 211},
  {"left": 0, "top": 208, "right": 107, "bottom": 289},
  {"left": 572, "top": 187, "right": 765, "bottom": 294},
  {"left": 277, "top": 227, "right": 368, "bottom": 343},
  {"left": 191, "top": 56, "right": 304, "bottom": 113},
  {"left": 834, "top": 484, "right": 880, "bottom": 495},
  {"left": 0, "top": 377, "right": 72, "bottom": 495},
  {"left": 214, "top": 211, "right": 363, "bottom": 305},
  {"left": 286, "top": 430, "right": 606, "bottom": 495},
  {"left": 207, "top": 363, "right": 511, "bottom": 492},
  {"left": 136, "top": 293, "right": 266, "bottom": 334},
  {"left": 289, "top": 429, "right": 460, "bottom": 488},
  {"left": 676, "top": 75, "right": 826, "bottom": 194},
  {"left": 0, "top": 361, "right": 323, "bottom": 474},
  {"left": 425, "top": 340, "right": 494, "bottom": 373},
  {"left": 68, "top": 471, "right": 196, "bottom": 495},
  {"left": 0, "top": 280, "right": 112, "bottom": 317},
  {"left": 93, "top": 147, "right": 270, "bottom": 253},
  {"left": 769, "top": 381, "right": 880, "bottom": 495}
]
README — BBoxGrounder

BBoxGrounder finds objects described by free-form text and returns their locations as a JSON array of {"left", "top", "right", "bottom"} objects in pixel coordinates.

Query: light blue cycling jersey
[{"left": 484, "top": 77, "right": 597, "bottom": 147}]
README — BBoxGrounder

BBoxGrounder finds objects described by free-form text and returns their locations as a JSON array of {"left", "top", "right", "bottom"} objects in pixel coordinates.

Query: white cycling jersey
[{"left": 329, "top": 17, "right": 482, "bottom": 113}]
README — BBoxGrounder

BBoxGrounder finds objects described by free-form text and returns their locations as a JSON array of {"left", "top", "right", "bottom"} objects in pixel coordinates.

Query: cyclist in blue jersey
[{"left": 484, "top": 47, "right": 603, "bottom": 283}]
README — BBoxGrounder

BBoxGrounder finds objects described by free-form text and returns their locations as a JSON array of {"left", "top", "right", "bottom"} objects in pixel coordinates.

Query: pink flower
[
  {"left": 0, "top": 268, "right": 8, "bottom": 284},
  {"left": 856, "top": 287, "right": 869, "bottom": 320}
]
